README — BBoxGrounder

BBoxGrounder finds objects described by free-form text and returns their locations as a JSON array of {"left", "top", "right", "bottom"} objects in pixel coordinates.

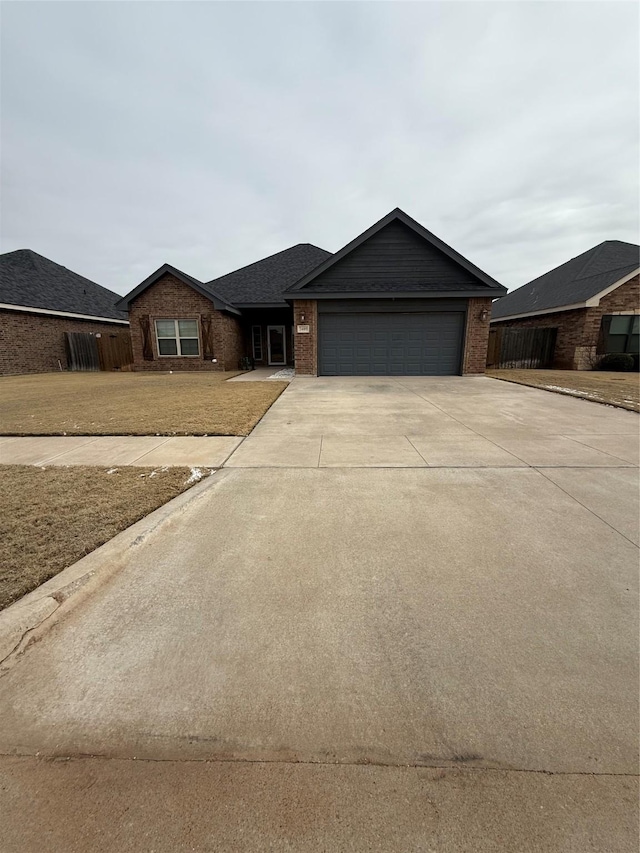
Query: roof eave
[
  {"left": 284, "top": 288, "right": 506, "bottom": 302},
  {"left": 491, "top": 266, "right": 640, "bottom": 322},
  {"left": 232, "top": 302, "right": 289, "bottom": 309},
  {"left": 0, "top": 302, "right": 129, "bottom": 324},
  {"left": 491, "top": 302, "right": 588, "bottom": 322}
]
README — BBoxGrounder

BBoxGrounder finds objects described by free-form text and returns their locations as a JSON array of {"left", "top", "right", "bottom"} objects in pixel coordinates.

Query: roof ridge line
[{"left": 572, "top": 242, "right": 607, "bottom": 282}]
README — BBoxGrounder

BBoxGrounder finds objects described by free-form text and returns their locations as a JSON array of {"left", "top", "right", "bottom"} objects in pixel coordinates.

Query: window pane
[
  {"left": 629, "top": 335, "right": 639, "bottom": 354},
  {"left": 178, "top": 319, "right": 198, "bottom": 337},
  {"left": 609, "top": 316, "right": 631, "bottom": 334},
  {"left": 632, "top": 316, "right": 639, "bottom": 334},
  {"left": 606, "top": 335, "right": 627, "bottom": 353},
  {"left": 156, "top": 320, "right": 176, "bottom": 338},
  {"left": 179, "top": 337, "right": 199, "bottom": 356},
  {"left": 158, "top": 338, "right": 178, "bottom": 356}
]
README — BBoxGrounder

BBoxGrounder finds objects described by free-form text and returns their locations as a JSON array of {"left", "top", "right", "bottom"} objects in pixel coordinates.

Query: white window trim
[
  {"left": 155, "top": 319, "right": 200, "bottom": 357},
  {"left": 252, "top": 325, "right": 263, "bottom": 360},
  {"left": 0, "top": 302, "right": 129, "bottom": 324}
]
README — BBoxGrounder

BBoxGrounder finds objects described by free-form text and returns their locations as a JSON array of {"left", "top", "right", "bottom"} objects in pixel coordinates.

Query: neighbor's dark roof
[
  {"left": 492, "top": 240, "right": 640, "bottom": 319},
  {"left": 207, "top": 244, "right": 331, "bottom": 305},
  {"left": 0, "top": 249, "right": 127, "bottom": 321}
]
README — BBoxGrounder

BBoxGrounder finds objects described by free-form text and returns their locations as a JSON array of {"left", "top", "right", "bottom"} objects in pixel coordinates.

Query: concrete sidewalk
[{"left": 0, "top": 435, "right": 242, "bottom": 467}]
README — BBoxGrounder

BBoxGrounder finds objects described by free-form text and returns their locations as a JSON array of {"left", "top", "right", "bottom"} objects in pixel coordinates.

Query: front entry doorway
[{"left": 267, "top": 325, "right": 286, "bottom": 366}]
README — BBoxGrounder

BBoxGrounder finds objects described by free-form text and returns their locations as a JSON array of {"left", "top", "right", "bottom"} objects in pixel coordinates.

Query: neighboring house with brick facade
[
  {"left": 490, "top": 241, "right": 640, "bottom": 370},
  {"left": 118, "top": 209, "right": 506, "bottom": 376},
  {"left": 0, "top": 249, "right": 129, "bottom": 375}
]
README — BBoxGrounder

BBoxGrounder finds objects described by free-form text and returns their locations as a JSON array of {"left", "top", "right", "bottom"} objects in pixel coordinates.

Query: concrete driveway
[{"left": 1, "top": 376, "right": 638, "bottom": 851}]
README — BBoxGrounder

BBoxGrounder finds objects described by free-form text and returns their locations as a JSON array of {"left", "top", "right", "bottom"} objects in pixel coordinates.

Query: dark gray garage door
[{"left": 318, "top": 312, "right": 465, "bottom": 376}]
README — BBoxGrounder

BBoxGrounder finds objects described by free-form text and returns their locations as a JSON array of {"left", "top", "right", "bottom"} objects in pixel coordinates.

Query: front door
[{"left": 267, "top": 325, "right": 286, "bottom": 366}]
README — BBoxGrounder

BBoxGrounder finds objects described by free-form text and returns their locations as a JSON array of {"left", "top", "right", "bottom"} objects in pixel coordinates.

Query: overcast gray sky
[{"left": 1, "top": 1, "right": 638, "bottom": 295}]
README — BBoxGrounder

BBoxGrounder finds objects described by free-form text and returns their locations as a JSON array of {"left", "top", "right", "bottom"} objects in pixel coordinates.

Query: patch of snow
[
  {"left": 542, "top": 385, "right": 601, "bottom": 399},
  {"left": 147, "top": 467, "right": 169, "bottom": 478},
  {"left": 268, "top": 368, "right": 295, "bottom": 379},
  {"left": 185, "top": 467, "right": 205, "bottom": 485}
]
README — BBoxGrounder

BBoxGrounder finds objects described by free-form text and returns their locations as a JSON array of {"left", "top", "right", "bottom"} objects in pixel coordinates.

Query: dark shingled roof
[
  {"left": 0, "top": 249, "right": 127, "bottom": 321},
  {"left": 492, "top": 240, "right": 640, "bottom": 319},
  {"left": 206, "top": 243, "right": 331, "bottom": 305}
]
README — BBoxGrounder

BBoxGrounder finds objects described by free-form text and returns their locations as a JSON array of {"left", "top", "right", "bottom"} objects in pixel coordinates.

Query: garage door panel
[{"left": 318, "top": 311, "right": 464, "bottom": 376}]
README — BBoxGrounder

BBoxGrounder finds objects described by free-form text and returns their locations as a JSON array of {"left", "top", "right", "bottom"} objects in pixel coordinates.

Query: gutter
[{"left": 0, "top": 302, "right": 129, "bottom": 325}]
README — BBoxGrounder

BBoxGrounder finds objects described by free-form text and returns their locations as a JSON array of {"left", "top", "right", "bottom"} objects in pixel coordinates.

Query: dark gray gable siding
[
  {"left": 294, "top": 220, "right": 492, "bottom": 293},
  {"left": 492, "top": 240, "right": 640, "bottom": 319},
  {"left": 0, "top": 249, "right": 127, "bottom": 320}
]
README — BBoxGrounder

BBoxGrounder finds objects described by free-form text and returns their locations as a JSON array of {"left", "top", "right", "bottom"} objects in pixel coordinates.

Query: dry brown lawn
[
  {"left": 0, "top": 464, "right": 211, "bottom": 609},
  {"left": 487, "top": 369, "right": 640, "bottom": 412},
  {"left": 0, "top": 372, "right": 287, "bottom": 436}
]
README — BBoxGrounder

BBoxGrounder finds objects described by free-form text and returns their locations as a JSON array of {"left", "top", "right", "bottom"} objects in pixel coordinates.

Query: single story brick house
[
  {"left": 490, "top": 241, "right": 639, "bottom": 369},
  {"left": 118, "top": 209, "right": 507, "bottom": 376},
  {"left": 0, "top": 249, "right": 129, "bottom": 375}
]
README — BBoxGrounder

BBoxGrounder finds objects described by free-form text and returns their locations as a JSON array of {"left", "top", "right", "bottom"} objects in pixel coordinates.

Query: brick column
[
  {"left": 292, "top": 300, "right": 317, "bottom": 375},
  {"left": 462, "top": 297, "right": 493, "bottom": 374}
]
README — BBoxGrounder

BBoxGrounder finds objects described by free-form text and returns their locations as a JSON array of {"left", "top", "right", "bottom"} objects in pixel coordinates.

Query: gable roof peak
[
  {"left": 116, "top": 262, "right": 240, "bottom": 314},
  {"left": 285, "top": 208, "right": 506, "bottom": 294}
]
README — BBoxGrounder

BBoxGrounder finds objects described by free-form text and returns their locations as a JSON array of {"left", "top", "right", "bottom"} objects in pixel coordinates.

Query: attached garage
[
  {"left": 284, "top": 208, "right": 507, "bottom": 376},
  {"left": 317, "top": 300, "right": 466, "bottom": 376}
]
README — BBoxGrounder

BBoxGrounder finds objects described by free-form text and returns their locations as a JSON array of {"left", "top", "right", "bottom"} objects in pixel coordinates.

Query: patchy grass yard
[
  {"left": 0, "top": 372, "right": 287, "bottom": 436},
  {"left": 487, "top": 369, "right": 640, "bottom": 412},
  {"left": 0, "top": 465, "right": 211, "bottom": 609}
]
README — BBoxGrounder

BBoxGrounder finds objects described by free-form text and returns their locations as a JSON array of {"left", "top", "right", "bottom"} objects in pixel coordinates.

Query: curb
[{"left": 0, "top": 469, "right": 231, "bottom": 669}]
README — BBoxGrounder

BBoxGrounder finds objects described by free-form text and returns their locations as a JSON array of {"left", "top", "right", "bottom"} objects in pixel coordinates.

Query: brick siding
[
  {"left": 0, "top": 309, "right": 128, "bottom": 376},
  {"left": 292, "top": 300, "right": 318, "bottom": 375},
  {"left": 128, "top": 274, "right": 244, "bottom": 371},
  {"left": 491, "top": 274, "right": 639, "bottom": 369},
  {"left": 462, "top": 297, "right": 493, "bottom": 374}
]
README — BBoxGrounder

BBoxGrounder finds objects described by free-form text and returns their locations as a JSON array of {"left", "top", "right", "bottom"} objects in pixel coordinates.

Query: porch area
[{"left": 241, "top": 308, "right": 294, "bottom": 370}]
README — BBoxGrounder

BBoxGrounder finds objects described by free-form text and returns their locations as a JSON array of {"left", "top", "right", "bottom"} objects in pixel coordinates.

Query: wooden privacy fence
[
  {"left": 65, "top": 331, "right": 133, "bottom": 372},
  {"left": 96, "top": 330, "right": 133, "bottom": 371},
  {"left": 487, "top": 326, "right": 557, "bottom": 369}
]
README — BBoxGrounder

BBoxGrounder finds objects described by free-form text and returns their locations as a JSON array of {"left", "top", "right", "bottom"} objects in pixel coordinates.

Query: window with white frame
[
  {"left": 155, "top": 319, "right": 200, "bottom": 356},
  {"left": 252, "top": 325, "right": 263, "bottom": 360}
]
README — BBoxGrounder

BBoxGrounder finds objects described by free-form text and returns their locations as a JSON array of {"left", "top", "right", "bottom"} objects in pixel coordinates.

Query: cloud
[{"left": 1, "top": 1, "right": 638, "bottom": 294}]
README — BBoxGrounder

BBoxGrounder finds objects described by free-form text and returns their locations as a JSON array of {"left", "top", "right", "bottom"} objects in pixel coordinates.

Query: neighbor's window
[
  {"left": 252, "top": 325, "right": 263, "bottom": 360},
  {"left": 600, "top": 315, "right": 639, "bottom": 354},
  {"left": 155, "top": 319, "right": 200, "bottom": 356}
]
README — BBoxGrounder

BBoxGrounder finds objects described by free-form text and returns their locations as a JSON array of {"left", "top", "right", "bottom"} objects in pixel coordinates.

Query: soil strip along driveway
[{"left": 1, "top": 376, "right": 638, "bottom": 851}]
